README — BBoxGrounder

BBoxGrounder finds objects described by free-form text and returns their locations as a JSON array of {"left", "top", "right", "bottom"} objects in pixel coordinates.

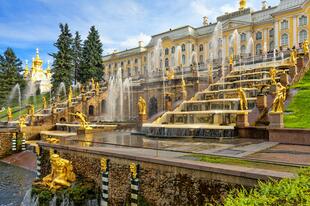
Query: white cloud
[
  {"left": 103, "top": 48, "right": 117, "bottom": 55},
  {"left": 120, "top": 33, "right": 151, "bottom": 49}
]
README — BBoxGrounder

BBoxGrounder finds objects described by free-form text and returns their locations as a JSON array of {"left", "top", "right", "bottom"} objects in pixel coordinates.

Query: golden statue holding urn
[
  {"left": 272, "top": 83, "right": 286, "bottom": 113},
  {"left": 138, "top": 96, "right": 147, "bottom": 115}
]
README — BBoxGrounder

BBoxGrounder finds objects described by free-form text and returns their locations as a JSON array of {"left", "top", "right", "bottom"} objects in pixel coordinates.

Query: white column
[
  {"left": 274, "top": 21, "right": 279, "bottom": 48},
  {"left": 293, "top": 16, "right": 297, "bottom": 47}
]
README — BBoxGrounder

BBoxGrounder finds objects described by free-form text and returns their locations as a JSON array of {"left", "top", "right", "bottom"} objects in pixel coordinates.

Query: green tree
[
  {"left": 50, "top": 23, "right": 74, "bottom": 92},
  {"left": 73, "top": 31, "right": 83, "bottom": 84},
  {"left": 79, "top": 26, "right": 103, "bottom": 83},
  {"left": 0, "top": 48, "right": 25, "bottom": 106}
]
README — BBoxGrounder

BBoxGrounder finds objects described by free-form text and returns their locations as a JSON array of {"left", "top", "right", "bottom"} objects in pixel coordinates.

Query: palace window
[
  {"left": 135, "top": 58, "right": 138, "bottom": 64},
  {"left": 135, "top": 66, "right": 138, "bottom": 75},
  {"left": 171, "top": 46, "right": 175, "bottom": 54},
  {"left": 199, "top": 55, "right": 204, "bottom": 64},
  {"left": 240, "top": 33, "right": 246, "bottom": 42},
  {"left": 127, "top": 60, "right": 131, "bottom": 64},
  {"left": 299, "top": 30, "right": 308, "bottom": 43},
  {"left": 281, "top": 33, "right": 289, "bottom": 46},
  {"left": 165, "top": 48, "right": 169, "bottom": 55},
  {"left": 192, "top": 44, "right": 195, "bottom": 51},
  {"left": 199, "top": 44, "right": 204, "bottom": 52},
  {"left": 269, "top": 29, "right": 274, "bottom": 38},
  {"left": 109, "top": 64, "right": 111, "bottom": 69},
  {"left": 121, "top": 62, "right": 124, "bottom": 66},
  {"left": 256, "top": 31, "right": 262, "bottom": 40},
  {"left": 128, "top": 68, "right": 131, "bottom": 77},
  {"left": 256, "top": 44, "right": 262, "bottom": 55},
  {"left": 181, "top": 44, "right": 186, "bottom": 52},
  {"left": 281, "top": 20, "right": 288, "bottom": 30},
  {"left": 165, "top": 58, "right": 169, "bottom": 68},
  {"left": 114, "top": 63, "right": 117, "bottom": 68},
  {"left": 182, "top": 54, "right": 186, "bottom": 65},
  {"left": 270, "top": 41, "right": 274, "bottom": 51},
  {"left": 144, "top": 56, "right": 147, "bottom": 62},
  {"left": 299, "top": 15, "right": 308, "bottom": 27},
  {"left": 241, "top": 45, "right": 246, "bottom": 54}
]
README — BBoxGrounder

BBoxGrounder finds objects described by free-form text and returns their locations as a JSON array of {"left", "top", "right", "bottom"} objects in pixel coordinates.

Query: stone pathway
[{"left": 1, "top": 151, "right": 36, "bottom": 171}]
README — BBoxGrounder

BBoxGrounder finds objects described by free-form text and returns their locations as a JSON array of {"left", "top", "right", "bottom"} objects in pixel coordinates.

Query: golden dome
[
  {"left": 239, "top": 0, "right": 246, "bottom": 10},
  {"left": 33, "top": 48, "right": 43, "bottom": 68}
]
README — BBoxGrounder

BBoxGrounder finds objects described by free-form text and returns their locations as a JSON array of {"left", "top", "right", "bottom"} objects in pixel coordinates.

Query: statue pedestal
[
  {"left": 269, "top": 112, "right": 284, "bottom": 128},
  {"left": 236, "top": 112, "right": 249, "bottom": 128},
  {"left": 137, "top": 114, "right": 147, "bottom": 131}
]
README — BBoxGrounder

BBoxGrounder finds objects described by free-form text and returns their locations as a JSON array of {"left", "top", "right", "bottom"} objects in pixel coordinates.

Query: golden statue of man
[
  {"left": 303, "top": 40, "right": 309, "bottom": 56},
  {"left": 42, "top": 154, "right": 76, "bottom": 190},
  {"left": 269, "top": 67, "right": 277, "bottom": 85},
  {"left": 272, "top": 83, "right": 286, "bottom": 113},
  {"left": 7, "top": 107, "right": 12, "bottom": 121},
  {"left": 290, "top": 48, "right": 297, "bottom": 65},
  {"left": 28, "top": 105, "right": 35, "bottom": 116},
  {"left": 138, "top": 96, "right": 147, "bottom": 115},
  {"left": 130, "top": 163, "right": 137, "bottom": 179},
  {"left": 70, "top": 111, "right": 92, "bottom": 130},
  {"left": 68, "top": 86, "right": 73, "bottom": 106},
  {"left": 42, "top": 96, "right": 47, "bottom": 109},
  {"left": 19, "top": 115, "right": 27, "bottom": 129},
  {"left": 238, "top": 87, "right": 248, "bottom": 111},
  {"left": 166, "top": 68, "right": 175, "bottom": 80}
]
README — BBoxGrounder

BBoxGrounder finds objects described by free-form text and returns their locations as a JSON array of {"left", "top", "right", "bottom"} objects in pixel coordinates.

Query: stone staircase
[{"left": 142, "top": 59, "right": 294, "bottom": 138}]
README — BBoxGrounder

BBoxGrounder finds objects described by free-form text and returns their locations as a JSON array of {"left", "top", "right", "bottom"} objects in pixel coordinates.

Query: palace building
[{"left": 102, "top": 0, "right": 310, "bottom": 80}]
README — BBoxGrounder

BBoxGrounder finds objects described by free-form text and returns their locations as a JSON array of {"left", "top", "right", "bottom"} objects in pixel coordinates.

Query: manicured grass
[
  {"left": 189, "top": 154, "right": 299, "bottom": 173},
  {"left": 284, "top": 67, "right": 310, "bottom": 128}
]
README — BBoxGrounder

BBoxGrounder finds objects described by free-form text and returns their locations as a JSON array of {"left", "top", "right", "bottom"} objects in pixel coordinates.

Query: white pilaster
[
  {"left": 274, "top": 21, "right": 279, "bottom": 48},
  {"left": 293, "top": 16, "right": 297, "bottom": 47}
]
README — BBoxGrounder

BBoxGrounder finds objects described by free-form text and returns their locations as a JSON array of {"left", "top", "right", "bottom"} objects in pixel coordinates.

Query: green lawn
[
  {"left": 284, "top": 67, "right": 310, "bottom": 128},
  {"left": 188, "top": 154, "right": 299, "bottom": 173}
]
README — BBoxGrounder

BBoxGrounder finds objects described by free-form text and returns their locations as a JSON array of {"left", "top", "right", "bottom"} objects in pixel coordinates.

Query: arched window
[
  {"left": 241, "top": 45, "right": 246, "bottom": 54},
  {"left": 192, "top": 44, "right": 195, "bottom": 51},
  {"left": 171, "top": 46, "right": 175, "bottom": 54},
  {"left": 299, "top": 15, "right": 308, "bottom": 26},
  {"left": 165, "top": 48, "right": 169, "bottom": 55},
  {"left": 182, "top": 54, "right": 186, "bottom": 65},
  {"left": 181, "top": 44, "right": 186, "bottom": 52},
  {"left": 165, "top": 58, "right": 169, "bottom": 68},
  {"left": 299, "top": 30, "right": 308, "bottom": 43},
  {"left": 199, "top": 44, "right": 204, "bottom": 52},
  {"left": 281, "top": 33, "right": 289, "bottom": 46},
  {"left": 135, "top": 58, "right": 138, "bottom": 64},
  {"left": 199, "top": 55, "right": 204, "bottom": 64},
  {"left": 269, "top": 41, "right": 274, "bottom": 51},
  {"left": 256, "top": 31, "right": 262, "bottom": 40},
  {"left": 281, "top": 20, "right": 288, "bottom": 30},
  {"left": 128, "top": 67, "right": 131, "bottom": 76},
  {"left": 127, "top": 60, "right": 131, "bottom": 64},
  {"left": 269, "top": 29, "right": 274, "bottom": 38},
  {"left": 256, "top": 44, "right": 262, "bottom": 55},
  {"left": 121, "top": 62, "right": 123, "bottom": 66},
  {"left": 240, "top": 33, "right": 246, "bottom": 41}
]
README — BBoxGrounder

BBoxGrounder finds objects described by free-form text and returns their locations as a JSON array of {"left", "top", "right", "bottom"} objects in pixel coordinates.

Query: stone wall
[
  {"left": 0, "top": 132, "right": 12, "bottom": 158},
  {"left": 269, "top": 128, "right": 310, "bottom": 145}
]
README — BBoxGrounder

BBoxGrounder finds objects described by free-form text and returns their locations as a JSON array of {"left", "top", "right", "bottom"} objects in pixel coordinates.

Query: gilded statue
[
  {"left": 91, "top": 78, "right": 95, "bottom": 91},
  {"left": 303, "top": 40, "right": 309, "bottom": 56},
  {"left": 238, "top": 87, "right": 248, "bottom": 111},
  {"left": 7, "top": 107, "right": 12, "bottom": 122},
  {"left": 101, "top": 158, "right": 108, "bottom": 173},
  {"left": 95, "top": 82, "right": 100, "bottom": 96},
  {"left": 19, "top": 115, "right": 27, "bottom": 129},
  {"left": 70, "top": 111, "right": 92, "bottom": 130},
  {"left": 28, "top": 104, "right": 35, "bottom": 116},
  {"left": 46, "top": 137, "right": 60, "bottom": 144},
  {"left": 42, "top": 96, "right": 47, "bottom": 109},
  {"left": 166, "top": 68, "right": 175, "bottom": 80},
  {"left": 181, "top": 78, "right": 187, "bottom": 100},
  {"left": 138, "top": 96, "right": 147, "bottom": 115},
  {"left": 269, "top": 67, "right": 277, "bottom": 85},
  {"left": 67, "top": 86, "right": 73, "bottom": 106},
  {"left": 130, "top": 163, "right": 137, "bottom": 179},
  {"left": 272, "top": 83, "right": 286, "bottom": 113},
  {"left": 229, "top": 55, "right": 233, "bottom": 66},
  {"left": 290, "top": 48, "right": 297, "bottom": 65},
  {"left": 42, "top": 154, "right": 76, "bottom": 190},
  {"left": 80, "top": 84, "right": 85, "bottom": 93}
]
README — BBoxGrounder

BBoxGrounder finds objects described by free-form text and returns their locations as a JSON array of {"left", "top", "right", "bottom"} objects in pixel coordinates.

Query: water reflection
[{"left": 0, "top": 162, "right": 35, "bottom": 206}]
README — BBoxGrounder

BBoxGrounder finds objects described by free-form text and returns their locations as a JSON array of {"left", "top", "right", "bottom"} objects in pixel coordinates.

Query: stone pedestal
[
  {"left": 256, "top": 95, "right": 267, "bottom": 110},
  {"left": 269, "top": 112, "right": 284, "bottom": 128},
  {"left": 236, "top": 112, "right": 249, "bottom": 128},
  {"left": 137, "top": 114, "right": 147, "bottom": 131}
]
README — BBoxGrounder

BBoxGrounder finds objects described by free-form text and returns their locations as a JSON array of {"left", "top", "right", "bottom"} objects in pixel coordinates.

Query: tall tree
[
  {"left": 79, "top": 26, "right": 103, "bottom": 83},
  {"left": 50, "top": 23, "right": 74, "bottom": 92},
  {"left": 73, "top": 31, "right": 83, "bottom": 84},
  {"left": 0, "top": 48, "right": 25, "bottom": 106}
]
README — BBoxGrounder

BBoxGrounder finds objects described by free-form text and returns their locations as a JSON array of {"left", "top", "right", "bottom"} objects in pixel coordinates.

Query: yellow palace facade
[{"left": 102, "top": 0, "right": 310, "bottom": 80}]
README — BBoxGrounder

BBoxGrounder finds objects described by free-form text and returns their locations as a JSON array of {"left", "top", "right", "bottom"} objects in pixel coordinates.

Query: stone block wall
[{"left": 0, "top": 132, "right": 12, "bottom": 158}]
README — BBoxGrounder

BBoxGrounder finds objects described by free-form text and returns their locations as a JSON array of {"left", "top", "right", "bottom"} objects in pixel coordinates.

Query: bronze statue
[
  {"left": 269, "top": 67, "right": 277, "bottom": 85},
  {"left": 303, "top": 40, "right": 309, "bottom": 56},
  {"left": 238, "top": 87, "right": 248, "bottom": 111},
  {"left": 272, "top": 82, "right": 286, "bottom": 113},
  {"left": 7, "top": 107, "right": 12, "bottom": 122},
  {"left": 138, "top": 96, "right": 147, "bottom": 115},
  {"left": 70, "top": 111, "right": 92, "bottom": 130},
  {"left": 42, "top": 154, "right": 76, "bottom": 190}
]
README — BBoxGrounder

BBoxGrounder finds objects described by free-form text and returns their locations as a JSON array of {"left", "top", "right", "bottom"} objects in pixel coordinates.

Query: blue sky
[{"left": 0, "top": 0, "right": 279, "bottom": 67}]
